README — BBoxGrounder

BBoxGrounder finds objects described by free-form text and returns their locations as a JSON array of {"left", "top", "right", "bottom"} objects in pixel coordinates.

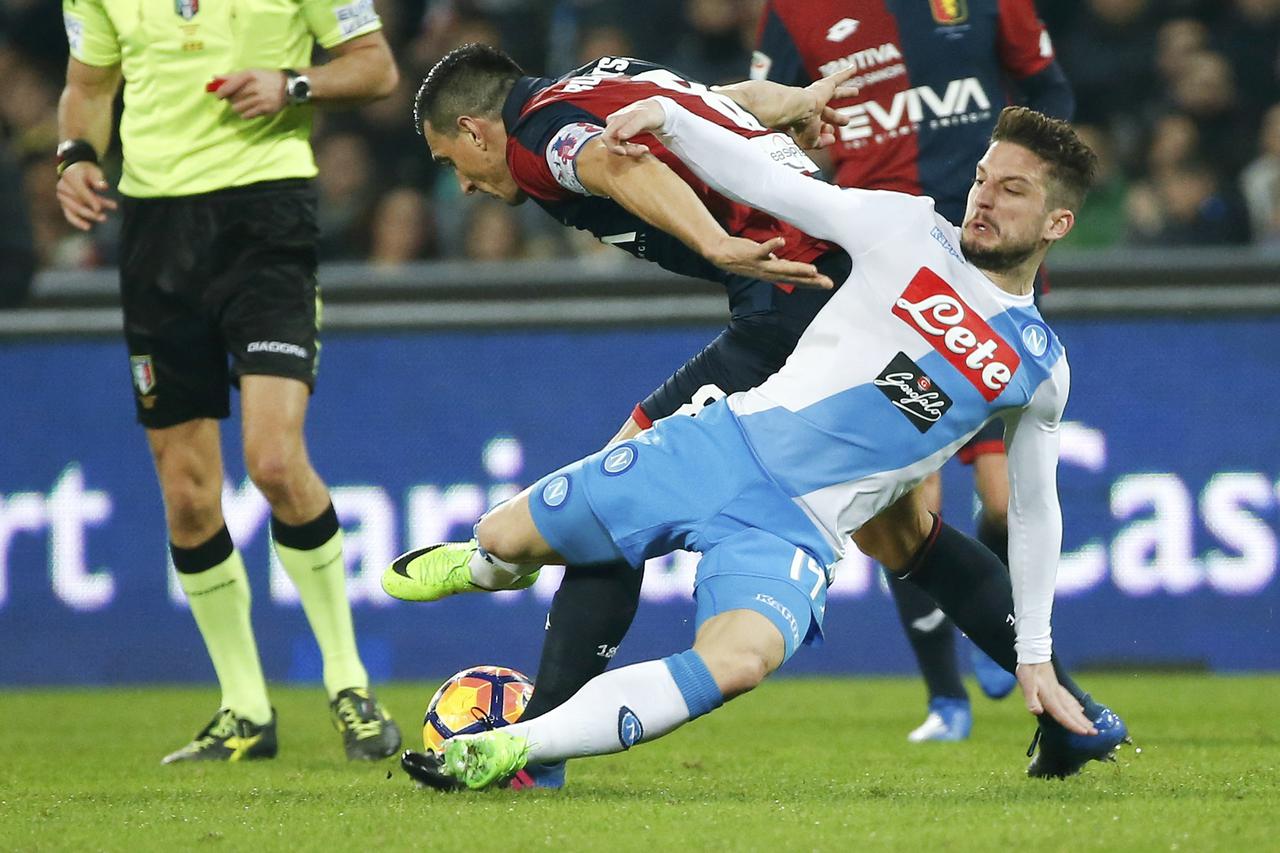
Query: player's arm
[
  {"left": 604, "top": 97, "right": 857, "bottom": 246},
  {"left": 712, "top": 69, "right": 855, "bottom": 150},
  {"left": 997, "top": 0, "right": 1074, "bottom": 120},
  {"left": 1002, "top": 358, "right": 1094, "bottom": 735},
  {"left": 56, "top": 57, "right": 121, "bottom": 231},
  {"left": 573, "top": 138, "right": 832, "bottom": 288},
  {"left": 215, "top": 3, "right": 398, "bottom": 120}
]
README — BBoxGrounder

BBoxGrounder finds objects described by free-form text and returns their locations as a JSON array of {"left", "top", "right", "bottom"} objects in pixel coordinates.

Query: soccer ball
[{"left": 422, "top": 665, "right": 534, "bottom": 753}]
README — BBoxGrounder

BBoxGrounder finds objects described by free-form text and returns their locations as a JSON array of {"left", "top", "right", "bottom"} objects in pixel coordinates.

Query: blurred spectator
[
  {"left": 369, "top": 186, "right": 438, "bottom": 265},
  {"left": 1057, "top": 0, "right": 1157, "bottom": 127},
  {"left": 462, "top": 198, "right": 527, "bottom": 260},
  {"left": 1241, "top": 103, "right": 1280, "bottom": 244},
  {"left": 314, "top": 133, "right": 378, "bottom": 261},
  {"left": 1057, "top": 125, "right": 1129, "bottom": 251},
  {"left": 1137, "top": 160, "right": 1252, "bottom": 245},
  {"left": 1146, "top": 112, "right": 1201, "bottom": 174},
  {"left": 1168, "top": 50, "right": 1255, "bottom": 176},
  {"left": 0, "top": 144, "right": 36, "bottom": 306},
  {"left": 1214, "top": 0, "right": 1280, "bottom": 111},
  {"left": 1154, "top": 18, "right": 1209, "bottom": 87}
]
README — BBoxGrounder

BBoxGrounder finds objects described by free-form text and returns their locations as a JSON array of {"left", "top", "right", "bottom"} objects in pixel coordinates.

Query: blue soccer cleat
[
  {"left": 970, "top": 644, "right": 1017, "bottom": 699},
  {"left": 1027, "top": 703, "right": 1130, "bottom": 778},
  {"left": 907, "top": 696, "right": 973, "bottom": 742}
]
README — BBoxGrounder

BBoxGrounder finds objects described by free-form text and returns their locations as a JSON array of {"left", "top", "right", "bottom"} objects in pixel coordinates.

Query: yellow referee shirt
[{"left": 62, "top": 0, "right": 382, "bottom": 197}]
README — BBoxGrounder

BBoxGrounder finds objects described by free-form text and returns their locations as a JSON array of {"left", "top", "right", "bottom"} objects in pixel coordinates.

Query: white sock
[
  {"left": 500, "top": 660, "right": 694, "bottom": 763},
  {"left": 468, "top": 545, "right": 541, "bottom": 590}
]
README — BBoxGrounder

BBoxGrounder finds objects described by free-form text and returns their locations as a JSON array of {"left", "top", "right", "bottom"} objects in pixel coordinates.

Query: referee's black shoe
[
  {"left": 330, "top": 687, "right": 402, "bottom": 760},
  {"left": 161, "top": 708, "right": 278, "bottom": 764}
]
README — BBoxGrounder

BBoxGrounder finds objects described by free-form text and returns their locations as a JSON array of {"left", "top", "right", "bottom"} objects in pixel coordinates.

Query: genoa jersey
[
  {"left": 753, "top": 0, "right": 1062, "bottom": 223},
  {"left": 502, "top": 57, "right": 832, "bottom": 289}
]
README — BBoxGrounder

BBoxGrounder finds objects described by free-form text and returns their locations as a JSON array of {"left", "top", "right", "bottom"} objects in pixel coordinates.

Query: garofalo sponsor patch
[{"left": 874, "top": 352, "right": 952, "bottom": 433}]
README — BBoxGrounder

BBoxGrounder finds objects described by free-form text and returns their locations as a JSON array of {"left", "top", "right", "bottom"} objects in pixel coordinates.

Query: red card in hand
[{"left": 206, "top": 77, "right": 227, "bottom": 93}]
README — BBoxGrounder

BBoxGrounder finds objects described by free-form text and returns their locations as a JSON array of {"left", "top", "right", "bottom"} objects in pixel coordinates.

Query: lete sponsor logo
[
  {"left": 873, "top": 352, "right": 953, "bottom": 433},
  {"left": 892, "top": 268, "right": 1020, "bottom": 401}
]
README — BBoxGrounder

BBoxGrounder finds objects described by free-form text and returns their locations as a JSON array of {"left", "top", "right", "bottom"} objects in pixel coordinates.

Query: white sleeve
[
  {"left": 653, "top": 96, "right": 904, "bottom": 251},
  {"left": 1002, "top": 356, "right": 1070, "bottom": 664}
]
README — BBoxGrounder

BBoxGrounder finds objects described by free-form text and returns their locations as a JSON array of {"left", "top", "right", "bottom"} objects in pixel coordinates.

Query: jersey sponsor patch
[
  {"left": 334, "top": 0, "right": 379, "bottom": 38},
  {"left": 892, "top": 267, "right": 1021, "bottom": 401},
  {"left": 545, "top": 122, "right": 604, "bottom": 196},
  {"left": 751, "top": 132, "right": 819, "bottom": 174},
  {"left": 873, "top": 352, "right": 953, "bottom": 433}
]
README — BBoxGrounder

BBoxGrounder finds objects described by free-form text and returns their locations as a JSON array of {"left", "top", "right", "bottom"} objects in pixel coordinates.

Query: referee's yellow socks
[
  {"left": 173, "top": 528, "right": 273, "bottom": 725},
  {"left": 272, "top": 504, "right": 368, "bottom": 699}
]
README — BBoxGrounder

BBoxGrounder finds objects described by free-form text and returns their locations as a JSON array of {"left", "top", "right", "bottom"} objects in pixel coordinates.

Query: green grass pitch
[{"left": 2, "top": 674, "right": 1277, "bottom": 852}]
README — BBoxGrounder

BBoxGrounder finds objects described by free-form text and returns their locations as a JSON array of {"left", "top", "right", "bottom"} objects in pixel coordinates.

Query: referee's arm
[
  {"left": 56, "top": 58, "right": 121, "bottom": 230},
  {"left": 215, "top": 31, "right": 399, "bottom": 120}
]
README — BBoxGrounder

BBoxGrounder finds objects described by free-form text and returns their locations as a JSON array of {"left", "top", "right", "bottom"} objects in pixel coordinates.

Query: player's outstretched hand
[
  {"left": 56, "top": 161, "right": 117, "bottom": 231},
  {"left": 707, "top": 235, "right": 833, "bottom": 289},
  {"left": 602, "top": 99, "right": 668, "bottom": 157},
  {"left": 1016, "top": 662, "right": 1098, "bottom": 735},
  {"left": 212, "top": 70, "right": 288, "bottom": 119},
  {"left": 787, "top": 66, "right": 860, "bottom": 149}
]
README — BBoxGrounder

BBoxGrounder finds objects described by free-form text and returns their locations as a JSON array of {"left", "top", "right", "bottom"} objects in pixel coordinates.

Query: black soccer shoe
[
  {"left": 330, "top": 687, "right": 402, "bottom": 760},
  {"left": 161, "top": 708, "right": 278, "bottom": 764},
  {"left": 401, "top": 749, "right": 465, "bottom": 791},
  {"left": 1027, "top": 704, "right": 1130, "bottom": 779}
]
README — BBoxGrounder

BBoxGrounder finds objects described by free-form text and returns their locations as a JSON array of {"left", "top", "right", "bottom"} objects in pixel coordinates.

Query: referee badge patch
[{"left": 174, "top": 0, "right": 199, "bottom": 21}]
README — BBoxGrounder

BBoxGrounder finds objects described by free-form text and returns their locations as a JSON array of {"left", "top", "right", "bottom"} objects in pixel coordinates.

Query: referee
[{"left": 56, "top": 0, "right": 401, "bottom": 763}]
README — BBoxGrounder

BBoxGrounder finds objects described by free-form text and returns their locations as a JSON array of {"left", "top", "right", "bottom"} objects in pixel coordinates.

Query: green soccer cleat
[
  {"left": 161, "top": 708, "right": 278, "bottom": 764},
  {"left": 441, "top": 731, "right": 531, "bottom": 790},
  {"left": 381, "top": 539, "right": 539, "bottom": 603},
  {"left": 330, "top": 687, "right": 402, "bottom": 760}
]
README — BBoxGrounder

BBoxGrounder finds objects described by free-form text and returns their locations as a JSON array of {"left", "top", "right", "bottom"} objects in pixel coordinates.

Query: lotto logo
[{"left": 892, "top": 268, "right": 1020, "bottom": 401}]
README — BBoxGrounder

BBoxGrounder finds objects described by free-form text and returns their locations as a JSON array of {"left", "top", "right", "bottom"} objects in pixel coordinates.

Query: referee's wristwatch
[{"left": 283, "top": 69, "right": 312, "bottom": 106}]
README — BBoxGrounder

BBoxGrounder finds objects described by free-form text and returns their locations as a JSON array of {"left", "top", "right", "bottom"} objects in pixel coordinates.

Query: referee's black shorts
[{"left": 118, "top": 178, "right": 320, "bottom": 429}]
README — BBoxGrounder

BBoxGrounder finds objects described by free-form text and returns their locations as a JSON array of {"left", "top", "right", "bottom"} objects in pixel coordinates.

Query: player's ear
[
  {"left": 1043, "top": 208, "right": 1074, "bottom": 242},
  {"left": 457, "top": 115, "right": 485, "bottom": 148}
]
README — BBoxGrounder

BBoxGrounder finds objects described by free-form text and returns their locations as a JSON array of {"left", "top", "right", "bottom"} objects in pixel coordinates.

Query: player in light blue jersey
[{"left": 388, "top": 97, "right": 1129, "bottom": 790}]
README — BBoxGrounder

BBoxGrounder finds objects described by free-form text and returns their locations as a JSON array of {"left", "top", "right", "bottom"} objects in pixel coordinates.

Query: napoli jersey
[
  {"left": 502, "top": 56, "right": 832, "bottom": 302},
  {"left": 753, "top": 0, "right": 1070, "bottom": 223},
  {"left": 653, "top": 99, "right": 1067, "bottom": 662}
]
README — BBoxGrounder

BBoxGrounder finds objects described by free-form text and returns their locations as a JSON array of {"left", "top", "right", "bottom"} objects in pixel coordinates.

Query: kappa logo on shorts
[
  {"left": 873, "top": 352, "right": 953, "bottom": 433},
  {"left": 542, "top": 475, "right": 570, "bottom": 509},
  {"left": 601, "top": 444, "right": 637, "bottom": 476},
  {"left": 1021, "top": 321, "right": 1051, "bottom": 358},
  {"left": 617, "top": 706, "right": 644, "bottom": 749},
  {"left": 754, "top": 594, "right": 801, "bottom": 646}
]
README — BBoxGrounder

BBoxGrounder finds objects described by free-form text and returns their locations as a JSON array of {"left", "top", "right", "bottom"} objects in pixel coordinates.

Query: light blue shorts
[{"left": 527, "top": 401, "right": 836, "bottom": 661}]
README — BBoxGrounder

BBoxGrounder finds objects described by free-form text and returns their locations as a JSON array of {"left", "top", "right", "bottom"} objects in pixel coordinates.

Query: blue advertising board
[{"left": 1, "top": 316, "right": 1277, "bottom": 687}]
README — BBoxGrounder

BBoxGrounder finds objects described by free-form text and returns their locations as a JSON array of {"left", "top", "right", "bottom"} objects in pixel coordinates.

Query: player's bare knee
[
  {"left": 701, "top": 648, "right": 770, "bottom": 699},
  {"left": 161, "top": 482, "right": 222, "bottom": 542},
  {"left": 474, "top": 510, "right": 526, "bottom": 562},
  {"left": 244, "top": 446, "right": 300, "bottom": 504}
]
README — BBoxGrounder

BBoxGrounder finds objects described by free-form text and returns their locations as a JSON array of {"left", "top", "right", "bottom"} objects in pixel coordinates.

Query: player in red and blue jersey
[{"left": 753, "top": 0, "right": 1073, "bottom": 741}]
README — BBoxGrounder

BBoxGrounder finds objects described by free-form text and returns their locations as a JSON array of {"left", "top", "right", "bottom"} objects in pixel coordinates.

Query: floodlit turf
[{"left": 2, "top": 674, "right": 1277, "bottom": 852}]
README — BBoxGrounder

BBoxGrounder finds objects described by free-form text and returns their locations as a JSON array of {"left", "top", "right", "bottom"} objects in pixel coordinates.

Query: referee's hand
[
  {"left": 57, "top": 162, "right": 117, "bottom": 231},
  {"left": 212, "top": 70, "right": 288, "bottom": 120}
]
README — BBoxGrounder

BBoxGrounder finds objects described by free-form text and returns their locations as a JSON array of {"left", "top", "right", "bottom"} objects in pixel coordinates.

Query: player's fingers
[
  {"left": 1045, "top": 687, "right": 1095, "bottom": 736},
  {"left": 757, "top": 236, "right": 787, "bottom": 257},
  {"left": 761, "top": 260, "right": 832, "bottom": 289},
  {"left": 821, "top": 105, "right": 850, "bottom": 127},
  {"left": 59, "top": 196, "right": 99, "bottom": 230}
]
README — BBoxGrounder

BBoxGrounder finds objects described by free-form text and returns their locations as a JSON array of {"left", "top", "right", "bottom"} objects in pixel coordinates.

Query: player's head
[
  {"left": 414, "top": 43, "right": 526, "bottom": 204},
  {"left": 961, "top": 107, "right": 1097, "bottom": 274}
]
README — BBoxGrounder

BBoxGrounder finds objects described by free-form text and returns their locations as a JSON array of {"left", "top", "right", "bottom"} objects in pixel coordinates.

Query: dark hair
[
  {"left": 990, "top": 106, "right": 1098, "bottom": 211},
  {"left": 413, "top": 43, "right": 523, "bottom": 137}
]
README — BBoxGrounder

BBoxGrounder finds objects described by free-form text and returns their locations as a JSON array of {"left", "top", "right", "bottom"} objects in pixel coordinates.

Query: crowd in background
[{"left": 2, "top": 0, "right": 1279, "bottom": 287}]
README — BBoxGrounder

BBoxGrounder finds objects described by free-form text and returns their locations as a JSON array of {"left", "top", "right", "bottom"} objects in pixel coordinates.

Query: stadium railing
[{"left": 2, "top": 245, "right": 1278, "bottom": 337}]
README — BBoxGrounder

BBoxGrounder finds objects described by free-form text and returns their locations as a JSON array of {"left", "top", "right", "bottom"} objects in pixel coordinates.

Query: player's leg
[
  {"left": 882, "top": 472, "right": 972, "bottom": 742},
  {"left": 438, "top": 528, "right": 820, "bottom": 790},
  {"left": 225, "top": 179, "right": 398, "bottom": 760},
  {"left": 964, "top": 435, "right": 1019, "bottom": 699},
  {"left": 118, "top": 192, "right": 276, "bottom": 764},
  {"left": 856, "top": 490, "right": 1129, "bottom": 776}
]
